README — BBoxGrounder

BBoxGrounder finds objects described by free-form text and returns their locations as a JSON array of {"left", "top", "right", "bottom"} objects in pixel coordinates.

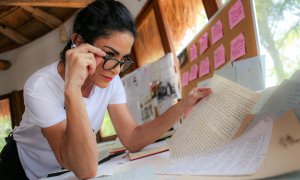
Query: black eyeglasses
[{"left": 102, "top": 55, "right": 134, "bottom": 72}]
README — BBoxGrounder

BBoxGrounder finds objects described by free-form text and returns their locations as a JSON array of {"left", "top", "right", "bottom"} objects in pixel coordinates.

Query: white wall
[
  {"left": 0, "top": 0, "right": 147, "bottom": 95},
  {"left": 0, "top": 18, "right": 73, "bottom": 95}
]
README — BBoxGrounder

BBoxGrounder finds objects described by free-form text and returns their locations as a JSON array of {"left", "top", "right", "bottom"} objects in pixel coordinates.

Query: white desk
[{"left": 46, "top": 151, "right": 300, "bottom": 180}]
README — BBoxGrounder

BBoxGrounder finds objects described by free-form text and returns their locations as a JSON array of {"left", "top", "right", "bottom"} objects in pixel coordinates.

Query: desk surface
[{"left": 45, "top": 151, "right": 300, "bottom": 180}]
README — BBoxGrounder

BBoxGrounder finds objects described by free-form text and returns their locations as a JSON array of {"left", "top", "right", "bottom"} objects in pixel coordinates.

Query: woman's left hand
[{"left": 179, "top": 87, "right": 212, "bottom": 117}]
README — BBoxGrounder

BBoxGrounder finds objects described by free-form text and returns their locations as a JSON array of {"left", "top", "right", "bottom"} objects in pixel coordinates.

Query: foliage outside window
[
  {"left": 0, "top": 99, "right": 12, "bottom": 151},
  {"left": 159, "top": 0, "right": 208, "bottom": 55},
  {"left": 222, "top": 0, "right": 300, "bottom": 87},
  {"left": 100, "top": 111, "right": 116, "bottom": 138}
]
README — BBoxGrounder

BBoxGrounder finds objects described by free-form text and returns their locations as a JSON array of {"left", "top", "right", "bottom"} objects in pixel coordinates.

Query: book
[{"left": 128, "top": 139, "right": 169, "bottom": 161}]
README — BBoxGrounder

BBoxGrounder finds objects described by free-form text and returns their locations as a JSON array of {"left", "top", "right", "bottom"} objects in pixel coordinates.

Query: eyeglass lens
[{"left": 103, "top": 57, "right": 132, "bottom": 72}]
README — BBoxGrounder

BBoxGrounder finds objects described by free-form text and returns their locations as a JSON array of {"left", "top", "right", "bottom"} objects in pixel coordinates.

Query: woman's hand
[
  {"left": 64, "top": 43, "right": 106, "bottom": 89},
  {"left": 180, "top": 87, "right": 212, "bottom": 117}
]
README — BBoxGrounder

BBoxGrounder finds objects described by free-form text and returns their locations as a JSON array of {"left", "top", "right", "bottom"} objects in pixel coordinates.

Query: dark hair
[{"left": 60, "top": 0, "right": 137, "bottom": 62}]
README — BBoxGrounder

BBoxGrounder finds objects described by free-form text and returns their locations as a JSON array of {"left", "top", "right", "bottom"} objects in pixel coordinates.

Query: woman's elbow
[{"left": 74, "top": 166, "right": 98, "bottom": 179}]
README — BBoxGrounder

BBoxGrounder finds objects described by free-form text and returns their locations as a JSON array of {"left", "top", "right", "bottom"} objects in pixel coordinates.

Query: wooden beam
[
  {"left": 202, "top": 0, "right": 221, "bottom": 19},
  {"left": 0, "top": 0, "right": 93, "bottom": 8},
  {"left": 0, "top": 59, "right": 12, "bottom": 70},
  {"left": 0, "top": 7, "right": 19, "bottom": 18},
  {"left": 0, "top": 24, "right": 30, "bottom": 44},
  {"left": 21, "top": 6, "right": 62, "bottom": 29}
]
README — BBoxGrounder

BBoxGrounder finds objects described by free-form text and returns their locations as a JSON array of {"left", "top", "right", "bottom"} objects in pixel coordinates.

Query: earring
[{"left": 71, "top": 43, "right": 76, "bottom": 49}]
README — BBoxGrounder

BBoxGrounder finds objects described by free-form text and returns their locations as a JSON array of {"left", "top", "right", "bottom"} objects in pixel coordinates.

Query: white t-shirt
[{"left": 13, "top": 61, "right": 126, "bottom": 179}]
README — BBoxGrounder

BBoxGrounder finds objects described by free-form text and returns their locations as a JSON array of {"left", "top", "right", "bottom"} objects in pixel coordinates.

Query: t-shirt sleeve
[
  {"left": 24, "top": 76, "right": 66, "bottom": 128},
  {"left": 108, "top": 75, "right": 127, "bottom": 104}
]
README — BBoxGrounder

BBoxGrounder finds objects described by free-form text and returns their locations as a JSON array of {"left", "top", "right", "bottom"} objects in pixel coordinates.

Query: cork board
[{"left": 181, "top": 0, "right": 259, "bottom": 97}]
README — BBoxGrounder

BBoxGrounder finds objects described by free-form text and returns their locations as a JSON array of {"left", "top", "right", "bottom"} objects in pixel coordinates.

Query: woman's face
[{"left": 90, "top": 31, "right": 134, "bottom": 88}]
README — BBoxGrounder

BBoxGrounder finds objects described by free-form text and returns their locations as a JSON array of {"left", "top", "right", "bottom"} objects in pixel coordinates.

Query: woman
[{"left": 0, "top": 0, "right": 211, "bottom": 179}]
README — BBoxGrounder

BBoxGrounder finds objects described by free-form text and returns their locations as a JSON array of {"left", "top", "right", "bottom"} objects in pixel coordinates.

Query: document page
[
  {"left": 258, "top": 79, "right": 300, "bottom": 120},
  {"left": 159, "top": 116, "right": 273, "bottom": 175},
  {"left": 169, "top": 75, "right": 259, "bottom": 161}
]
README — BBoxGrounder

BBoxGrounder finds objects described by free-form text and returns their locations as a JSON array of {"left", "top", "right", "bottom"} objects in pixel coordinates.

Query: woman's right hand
[{"left": 64, "top": 43, "right": 106, "bottom": 89}]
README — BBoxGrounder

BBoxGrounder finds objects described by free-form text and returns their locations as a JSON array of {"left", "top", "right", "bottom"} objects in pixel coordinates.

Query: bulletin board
[{"left": 181, "top": 0, "right": 260, "bottom": 97}]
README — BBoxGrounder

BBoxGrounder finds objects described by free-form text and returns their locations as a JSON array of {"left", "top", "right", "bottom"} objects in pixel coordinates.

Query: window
[
  {"left": 100, "top": 111, "right": 116, "bottom": 139},
  {"left": 222, "top": 0, "right": 300, "bottom": 87},
  {"left": 0, "top": 98, "right": 12, "bottom": 151}
]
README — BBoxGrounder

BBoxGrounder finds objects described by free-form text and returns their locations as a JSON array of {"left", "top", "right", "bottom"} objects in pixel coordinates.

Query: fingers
[
  {"left": 66, "top": 43, "right": 106, "bottom": 75},
  {"left": 190, "top": 87, "right": 212, "bottom": 97},
  {"left": 74, "top": 43, "right": 106, "bottom": 57}
]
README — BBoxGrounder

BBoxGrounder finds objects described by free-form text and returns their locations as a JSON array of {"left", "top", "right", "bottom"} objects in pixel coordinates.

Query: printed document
[{"left": 168, "top": 75, "right": 259, "bottom": 161}]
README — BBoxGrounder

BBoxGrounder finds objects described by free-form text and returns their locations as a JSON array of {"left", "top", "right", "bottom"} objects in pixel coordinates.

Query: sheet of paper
[
  {"left": 199, "top": 32, "right": 209, "bottom": 54},
  {"left": 258, "top": 78, "right": 300, "bottom": 120},
  {"left": 199, "top": 56, "right": 210, "bottom": 77},
  {"left": 228, "top": 0, "right": 245, "bottom": 29},
  {"left": 214, "top": 44, "right": 226, "bottom": 69},
  {"left": 290, "top": 69, "right": 300, "bottom": 83},
  {"left": 168, "top": 75, "right": 259, "bottom": 161},
  {"left": 189, "top": 44, "right": 198, "bottom": 62},
  {"left": 181, "top": 71, "right": 189, "bottom": 87},
  {"left": 250, "top": 86, "right": 277, "bottom": 114},
  {"left": 159, "top": 116, "right": 273, "bottom": 176},
  {"left": 234, "top": 55, "right": 265, "bottom": 91},
  {"left": 230, "top": 33, "right": 246, "bottom": 61},
  {"left": 214, "top": 62, "right": 236, "bottom": 82},
  {"left": 211, "top": 19, "right": 223, "bottom": 45},
  {"left": 189, "top": 64, "right": 198, "bottom": 81},
  {"left": 197, "top": 78, "right": 212, "bottom": 88}
]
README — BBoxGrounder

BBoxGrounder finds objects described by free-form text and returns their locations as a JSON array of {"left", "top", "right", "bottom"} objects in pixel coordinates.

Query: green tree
[{"left": 255, "top": 0, "right": 300, "bottom": 83}]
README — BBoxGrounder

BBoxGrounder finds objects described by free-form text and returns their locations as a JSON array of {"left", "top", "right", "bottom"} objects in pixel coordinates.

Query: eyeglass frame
[{"left": 102, "top": 55, "right": 134, "bottom": 72}]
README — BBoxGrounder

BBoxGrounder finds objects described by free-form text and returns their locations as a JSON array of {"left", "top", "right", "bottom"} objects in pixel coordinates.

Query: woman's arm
[
  {"left": 109, "top": 87, "right": 211, "bottom": 152},
  {"left": 42, "top": 44, "right": 105, "bottom": 179}
]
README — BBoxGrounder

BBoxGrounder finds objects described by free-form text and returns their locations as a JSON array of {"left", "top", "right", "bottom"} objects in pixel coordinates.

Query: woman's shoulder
[{"left": 24, "top": 61, "right": 63, "bottom": 93}]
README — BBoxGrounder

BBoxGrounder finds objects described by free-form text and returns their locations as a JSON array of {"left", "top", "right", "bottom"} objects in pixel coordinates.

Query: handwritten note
[
  {"left": 199, "top": 32, "right": 209, "bottom": 54},
  {"left": 189, "top": 64, "right": 198, "bottom": 81},
  {"left": 160, "top": 117, "right": 272, "bottom": 175},
  {"left": 229, "top": 0, "right": 245, "bottom": 29},
  {"left": 214, "top": 44, "right": 226, "bottom": 69},
  {"left": 181, "top": 71, "right": 189, "bottom": 87},
  {"left": 211, "top": 19, "right": 223, "bottom": 45},
  {"left": 199, "top": 57, "right": 210, "bottom": 77},
  {"left": 189, "top": 44, "right": 198, "bottom": 62},
  {"left": 231, "top": 33, "right": 246, "bottom": 61},
  {"left": 168, "top": 75, "right": 259, "bottom": 161}
]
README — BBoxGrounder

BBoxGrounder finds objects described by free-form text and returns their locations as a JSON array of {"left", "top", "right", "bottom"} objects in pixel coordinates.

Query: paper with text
[
  {"left": 168, "top": 75, "right": 259, "bottom": 161},
  {"left": 189, "top": 64, "right": 199, "bottom": 81},
  {"left": 159, "top": 117, "right": 273, "bottom": 175},
  {"left": 229, "top": 0, "right": 245, "bottom": 29},
  {"left": 211, "top": 19, "right": 223, "bottom": 45},
  {"left": 199, "top": 32, "right": 209, "bottom": 54},
  {"left": 189, "top": 44, "right": 198, "bottom": 62},
  {"left": 182, "top": 71, "right": 189, "bottom": 87},
  {"left": 199, "top": 56, "right": 210, "bottom": 77},
  {"left": 214, "top": 44, "right": 226, "bottom": 69},
  {"left": 230, "top": 33, "right": 246, "bottom": 61}
]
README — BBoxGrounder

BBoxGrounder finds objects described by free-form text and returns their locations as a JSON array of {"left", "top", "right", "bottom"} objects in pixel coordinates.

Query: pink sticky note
[
  {"left": 211, "top": 19, "right": 223, "bottom": 45},
  {"left": 199, "top": 56, "right": 210, "bottom": 77},
  {"left": 182, "top": 71, "right": 189, "bottom": 87},
  {"left": 189, "top": 44, "right": 198, "bottom": 62},
  {"left": 198, "top": 32, "right": 209, "bottom": 54},
  {"left": 189, "top": 64, "right": 199, "bottom": 81},
  {"left": 230, "top": 33, "right": 246, "bottom": 61},
  {"left": 228, "top": 0, "right": 245, "bottom": 29},
  {"left": 214, "top": 44, "right": 226, "bottom": 69}
]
